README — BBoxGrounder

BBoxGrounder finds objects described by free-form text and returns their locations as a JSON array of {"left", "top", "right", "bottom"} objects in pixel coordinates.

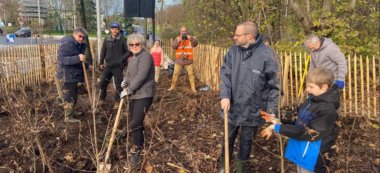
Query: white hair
[{"left": 305, "top": 34, "right": 320, "bottom": 46}]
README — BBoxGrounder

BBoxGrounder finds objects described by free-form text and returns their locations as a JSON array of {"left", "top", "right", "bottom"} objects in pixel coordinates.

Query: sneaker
[{"left": 130, "top": 150, "right": 142, "bottom": 167}]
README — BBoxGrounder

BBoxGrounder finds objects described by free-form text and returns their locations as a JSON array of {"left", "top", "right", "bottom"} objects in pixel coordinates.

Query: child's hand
[
  {"left": 261, "top": 125, "right": 274, "bottom": 140},
  {"left": 260, "top": 111, "right": 280, "bottom": 124}
]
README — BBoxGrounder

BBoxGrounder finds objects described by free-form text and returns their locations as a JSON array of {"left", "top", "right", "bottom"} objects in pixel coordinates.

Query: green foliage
[
  {"left": 160, "top": 27, "right": 178, "bottom": 40},
  {"left": 180, "top": 0, "right": 379, "bottom": 55},
  {"left": 1, "top": 26, "right": 18, "bottom": 34}
]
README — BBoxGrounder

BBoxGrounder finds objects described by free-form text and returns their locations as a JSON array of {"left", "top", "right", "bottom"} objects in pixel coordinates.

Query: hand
[
  {"left": 99, "top": 64, "right": 105, "bottom": 70},
  {"left": 120, "top": 89, "right": 129, "bottom": 98},
  {"left": 79, "top": 54, "right": 86, "bottom": 62},
  {"left": 260, "top": 125, "right": 274, "bottom": 140},
  {"left": 220, "top": 98, "right": 230, "bottom": 113},
  {"left": 335, "top": 80, "right": 345, "bottom": 89},
  {"left": 121, "top": 80, "right": 128, "bottom": 88},
  {"left": 187, "top": 35, "right": 192, "bottom": 40}
]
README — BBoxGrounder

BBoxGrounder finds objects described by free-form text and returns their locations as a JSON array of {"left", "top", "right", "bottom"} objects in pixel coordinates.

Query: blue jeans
[{"left": 221, "top": 124, "right": 258, "bottom": 160}]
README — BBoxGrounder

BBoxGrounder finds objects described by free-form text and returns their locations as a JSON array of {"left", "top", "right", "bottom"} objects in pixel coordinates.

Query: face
[
  {"left": 110, "top": 28, "right": 120, "bottom": 37},
  {"left": 128, "top": 40, "right": 142, "bottom": 54},
  {"left": 306, "top": 82, "right": 328, "bottom": 96},
  {"left": 154, "top": 40, "right": 160, "bottom": 47},
  {"left": 180, "top": 27, "right": 188, "bottom": 36},
  {"left": 73, "top": 32, "right": 86, "bottom": 44},
  {"left": 306, "top": 42, "right": 320, "bottom": 52},
  {"left": 234, "top": 26, "right": 250, "bottom": 47}
]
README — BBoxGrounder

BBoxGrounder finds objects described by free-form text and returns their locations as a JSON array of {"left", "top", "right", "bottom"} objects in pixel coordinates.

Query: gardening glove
[
  {"left": 120, "top": 89, "right": 130, "bottom": 98},
  {"left": 121, "top": 80, "right": 129, "bottom": 88},
  {"left": 261, "top": 125, "right": 274, "bottom": 140},
  {"left": 260, "top": 111, "right": 279, "bottom": 124},
  {"left": 335, "top": 80, "right": 345, "bottom": 89}
]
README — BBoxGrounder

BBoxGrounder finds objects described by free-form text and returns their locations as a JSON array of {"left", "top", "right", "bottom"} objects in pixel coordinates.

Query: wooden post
[
  {"left": 366, "top": 56, "right": 370, "bottom": 117},
  {"left": 354, "top": 54, "right": 358, "bottom": 114},
  {"left": 290, "top": 52, "right": 294, "bottom": 106},
  {"left": 373, "top": 56, "right": 378, "bottom": 117},
  {"left": 360, "top": 56, "right": 364, "bottom": 116},
  {"left": 348, "top": 54, "right": 352, "bottom": 114}
]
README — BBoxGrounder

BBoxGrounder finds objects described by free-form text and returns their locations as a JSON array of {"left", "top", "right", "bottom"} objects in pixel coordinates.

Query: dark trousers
[
  {"left": 99, "top": 67, "right": 123, "bottom": 101},
  {"left": 129, "top": 97, "right": 153, "bottom": 150},
  {"left": 63, "top": 82, "right": 78, "bottom": 104},
  {"left": 221, "top": 124, "right": 258, "bottom": 160}
]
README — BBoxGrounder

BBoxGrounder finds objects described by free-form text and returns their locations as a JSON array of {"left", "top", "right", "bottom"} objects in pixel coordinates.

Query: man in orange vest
[{"left": 168, "top": 26, "right": 199, "bottom": 93}]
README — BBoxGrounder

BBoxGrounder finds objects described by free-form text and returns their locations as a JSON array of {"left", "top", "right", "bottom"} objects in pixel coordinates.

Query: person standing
[
  {"left": 150, "top": 39, "right": 164, "bottom": 83},
  {"left": 304, "top": 34, "right": 347, "bottom": 89},
  {"left": 167, "top": 26, "right": 199, "bottom": 93},
  {"left": 218, "top": 21, "right": 279, "bottom": 172},
  {"left": 120, "top": 33, "right": 155, "bottom": 167},
  {"left": 56, "top": 27, "right": 90, "bottom": 123},
  {"left": 99, "top": 22, "right": 131, "bottom": 108}
]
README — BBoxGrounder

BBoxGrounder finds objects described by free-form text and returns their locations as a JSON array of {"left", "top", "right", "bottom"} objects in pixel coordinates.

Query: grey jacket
[
  {"left": 220, "top": 35, "right": 279, "bottom": 126},
  {"left": 123, "top": 50, "right": 155, "bottom": 100},
  {"left": 309, "top": 38, "right": 347, "bottom": 81}
]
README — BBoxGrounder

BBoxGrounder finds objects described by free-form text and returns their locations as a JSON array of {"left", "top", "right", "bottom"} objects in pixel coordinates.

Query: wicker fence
[
  {"left": 0, "top": 42, "right": 379, "bottom": 117},
  {"left": 162, "top": 40, "right": 379, "bottom": 117}
]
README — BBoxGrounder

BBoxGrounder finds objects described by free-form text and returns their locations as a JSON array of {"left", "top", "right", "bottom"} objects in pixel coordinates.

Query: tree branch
[{"left": 288, "top": 0, "right": 313, "bottom": 34}]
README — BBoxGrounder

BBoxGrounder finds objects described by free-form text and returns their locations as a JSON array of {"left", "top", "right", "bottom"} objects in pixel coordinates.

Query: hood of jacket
[{"left": 311, "top": 84, "right": 340, "bottom": 109}]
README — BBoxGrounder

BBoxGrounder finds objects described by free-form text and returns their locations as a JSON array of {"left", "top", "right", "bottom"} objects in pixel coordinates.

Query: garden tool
[
  {"left": 82, "top": 62, "right": 92, "bottom": 107},
  {"left": 97, "top": 98, "right": 125, "bottom": 173},
  {"left": 223, "top": 109, "right": 230, "bottom": 173}
]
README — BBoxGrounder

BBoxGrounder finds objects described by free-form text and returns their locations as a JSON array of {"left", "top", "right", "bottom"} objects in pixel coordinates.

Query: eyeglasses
[
  {"left": 78, "top": 35, "right": 86, "bottom": 39},
  {"left": 129, "top": 43, "right": 141, "bottom": 47},
  {"left": 234, "top": 33, "right": 250, "bottom": 37}
]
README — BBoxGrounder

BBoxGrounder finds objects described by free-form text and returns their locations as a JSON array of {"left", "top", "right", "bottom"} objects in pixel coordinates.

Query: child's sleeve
[{"left": 275, "top": 105, "right": 338, "bottom": 141}]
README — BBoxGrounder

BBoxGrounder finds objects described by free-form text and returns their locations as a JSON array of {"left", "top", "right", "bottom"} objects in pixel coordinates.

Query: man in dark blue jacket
[
  {"left": 99, "top": 22, "right": 131, "bottom": 108},
  {"left": 56, "top": 27, "right": 90, "bottom": 123},
  {"left": 218, "top": 21, "right": 279, "bottom": 173}
]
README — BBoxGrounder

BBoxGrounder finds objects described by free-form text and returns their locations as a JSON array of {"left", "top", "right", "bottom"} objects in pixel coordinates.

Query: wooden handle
[
  {"left": 224, "top": 110, "right": 230, "bottom": 173},
  {"left": 81, "top": 62, "right": 92, "bottom": 106},
  {"left": 104, "top": 98, "right": 124, "bottom": 164}
]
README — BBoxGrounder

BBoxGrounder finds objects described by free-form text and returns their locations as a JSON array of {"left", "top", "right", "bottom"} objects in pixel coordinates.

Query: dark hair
[{"left": 262, "top": 35, "right": 271, "bottom": 44}]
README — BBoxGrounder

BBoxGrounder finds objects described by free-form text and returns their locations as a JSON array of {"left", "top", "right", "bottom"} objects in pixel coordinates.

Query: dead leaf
[{"left": 64, "top": 152, "right": 74, "bottom": 162}]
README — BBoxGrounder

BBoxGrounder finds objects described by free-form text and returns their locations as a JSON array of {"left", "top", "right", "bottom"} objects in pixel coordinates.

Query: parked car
[{"left": 15, "top": 27, "right": 32, "bottom": 37}]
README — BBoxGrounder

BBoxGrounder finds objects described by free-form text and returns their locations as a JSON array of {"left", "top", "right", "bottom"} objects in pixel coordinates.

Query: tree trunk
[
  {"left": 77, "top": 0, "right": 93, "bottom": 65},
  {"left": 288, "top": 0, "right": 313, "bottom": 34}
]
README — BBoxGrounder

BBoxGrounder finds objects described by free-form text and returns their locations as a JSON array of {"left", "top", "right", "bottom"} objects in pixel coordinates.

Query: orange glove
[{"left": 261, "top": 125, "right": 274, "bottom": 140}]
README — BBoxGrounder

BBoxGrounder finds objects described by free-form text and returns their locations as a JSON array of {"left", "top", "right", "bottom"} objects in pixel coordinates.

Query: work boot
[
  {"left": 236, "top": 159, "right": 247, "bottom": 173},
  {"left": 168, "top": 64, "right": 180, "bottom": 91},
  {"left": 187, "top": 65, "right": 197, "bottom": 93},
  {"left": 218, "top": 156, "right": 226, "bottom": 173},
  {"left": 63, "top": 103, "right": 80, "bottom": 123},
  {"left": 130, "top": 150, "right": 142, "bottom": 168}
]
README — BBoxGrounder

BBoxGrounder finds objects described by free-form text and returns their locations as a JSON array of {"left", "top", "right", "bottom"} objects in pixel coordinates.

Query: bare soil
[{"left": 0, "top": 70, "right": 379, "bottom": 173}]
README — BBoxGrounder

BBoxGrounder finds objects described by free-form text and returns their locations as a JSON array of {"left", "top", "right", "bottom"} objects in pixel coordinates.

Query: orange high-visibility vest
[{"left": 175, "top": 39, "right": 194, "bottom": 60}]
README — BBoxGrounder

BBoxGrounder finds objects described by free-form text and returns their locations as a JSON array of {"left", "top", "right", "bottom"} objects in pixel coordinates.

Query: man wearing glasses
[
  {"left": 218, "top": 21, "right": 279, "bottom": 172},
  {"left": 168, "top": 26, "right": 199, "bottom": 93},
  {"left": 56, "top": 27, "right": 91, "bottom": 123}
]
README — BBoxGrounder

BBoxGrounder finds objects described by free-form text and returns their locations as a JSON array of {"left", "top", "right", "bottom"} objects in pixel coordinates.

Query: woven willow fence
[
  {"left": 162, "top": 40, "right": 379, "bottom": 117},
  {"left": 0, "top": 42, "right": 378, "bottom": 117}
]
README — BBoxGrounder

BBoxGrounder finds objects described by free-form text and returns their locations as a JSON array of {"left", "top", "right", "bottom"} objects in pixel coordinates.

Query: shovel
[
  {"left": 97, "top": 98, "right": 125, "bottom": 173},
  {"left": 82, "top": 61, "right": 92, "bottom": 106},
  {"left": 224, "top": 109, "right": 230, "bottom": 173}
]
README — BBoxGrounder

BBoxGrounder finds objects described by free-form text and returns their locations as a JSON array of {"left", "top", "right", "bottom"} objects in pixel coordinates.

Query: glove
[
  {"left": 335, "top": 80, "right": 345, "bottom": 89},
  {"left": 260, "top": 125, "right": 274, "bottom": 140},
  {"left": 121, "top": 80, "right": 128, "bottom": 88},
  {"left": 120, "top": 89, "right": 129, "bottom": 98}
]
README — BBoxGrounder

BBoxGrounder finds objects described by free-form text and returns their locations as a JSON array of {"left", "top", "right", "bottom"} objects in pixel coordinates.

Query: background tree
[{"left": 0, "top": 0, "right": 19, "bottom": 26}]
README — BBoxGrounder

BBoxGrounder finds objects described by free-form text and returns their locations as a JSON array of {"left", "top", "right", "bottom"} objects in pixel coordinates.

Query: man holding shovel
[
  {"left": 219, "top": 21, "right": 279, "bottom": 172},
  {"left": 56, "top": 27, "right": 91, "bottom": 123}
]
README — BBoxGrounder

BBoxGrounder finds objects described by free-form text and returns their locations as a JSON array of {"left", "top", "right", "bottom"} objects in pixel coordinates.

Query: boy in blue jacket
[{"left": 263, "top": 67, "right": 340, "bottom": 173}]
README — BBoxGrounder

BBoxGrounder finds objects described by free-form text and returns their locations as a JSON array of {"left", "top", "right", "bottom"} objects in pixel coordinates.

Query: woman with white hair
[{"left": 120, "top": 33, "right": 155, "bottom": 167}]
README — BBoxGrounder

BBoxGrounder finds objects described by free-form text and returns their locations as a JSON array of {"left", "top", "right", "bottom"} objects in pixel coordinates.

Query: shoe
[
  {"left": 131, "top": 151, "right": 142, "bottom": 167},
  {"left": 236, "top": 159, "right": 247, "bottom": 173},
  {"left": 218, "top": 156, "right": 226, "bottom": 173},
  {"left": 64, "top": 103, "right": 80, "bottom": 123}
]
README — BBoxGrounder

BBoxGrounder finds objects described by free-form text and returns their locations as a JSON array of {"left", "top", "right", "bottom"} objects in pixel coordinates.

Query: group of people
[{"left": 56, "top": 20, "right": 347, "bottom": 172}]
